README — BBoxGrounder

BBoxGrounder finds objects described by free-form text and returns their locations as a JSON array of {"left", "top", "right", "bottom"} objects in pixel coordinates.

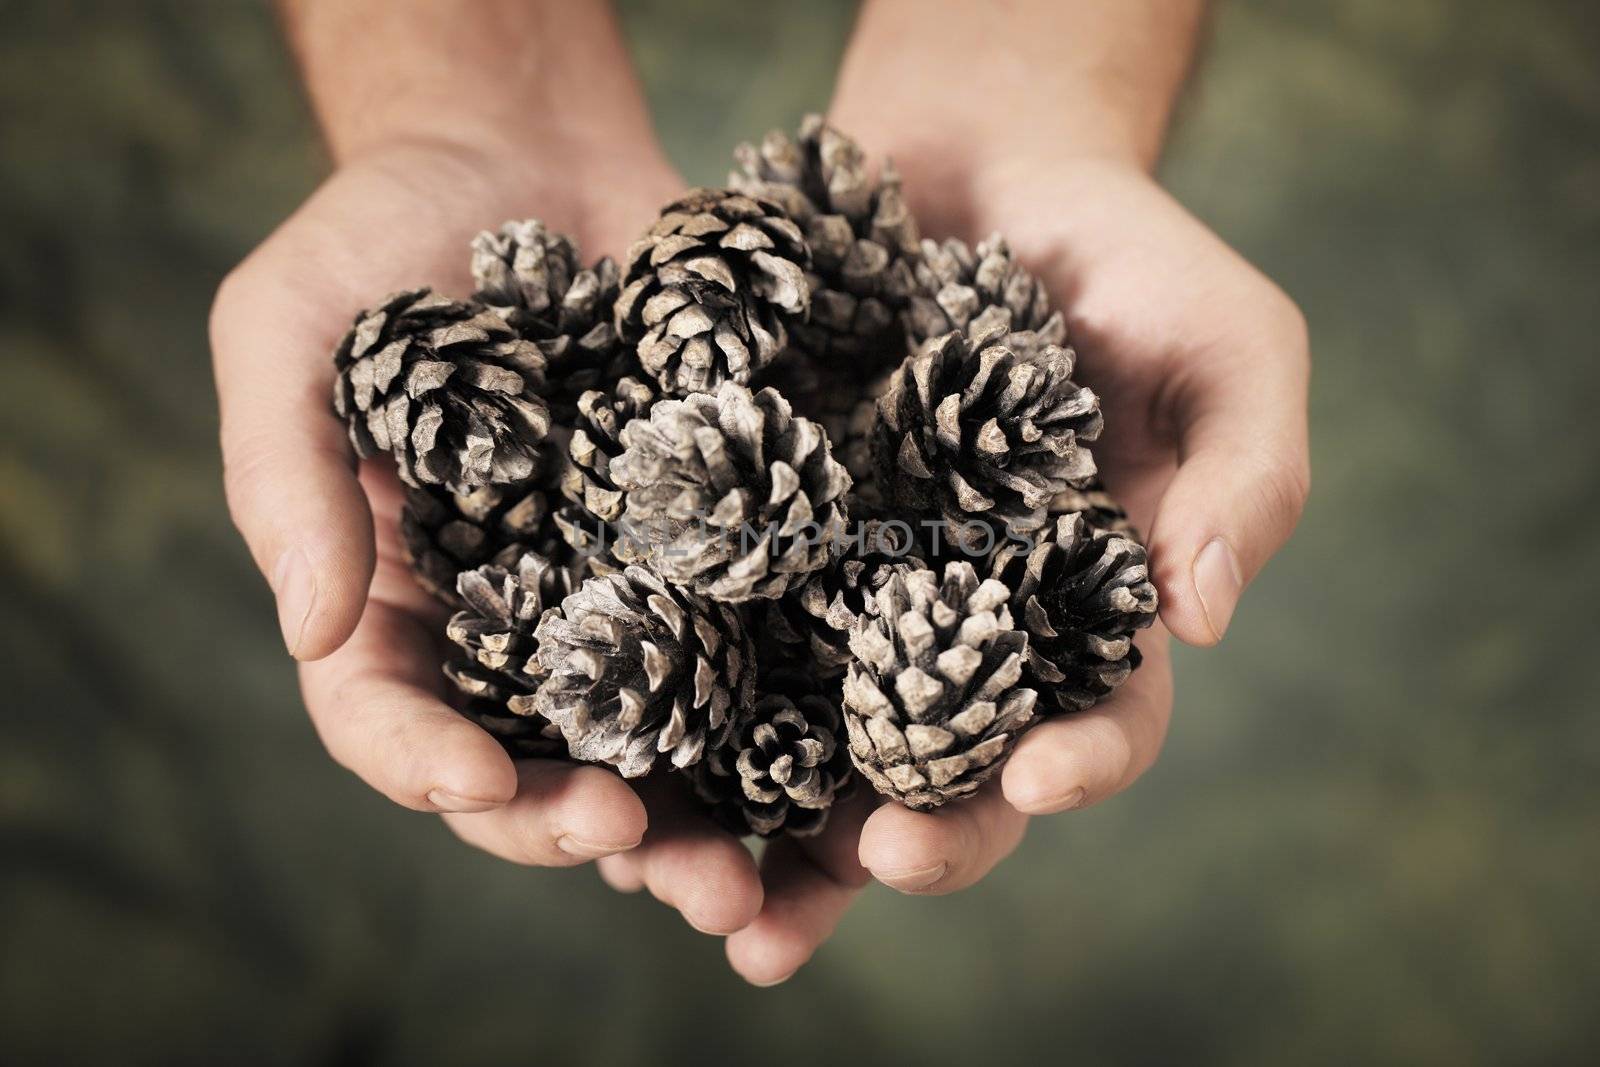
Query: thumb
[
  {"left": 1148, "top": 334, "right": 1311, "bottom": 647},
  {"left": 211, "top": 267, "right": 375, "bottom": 660}
]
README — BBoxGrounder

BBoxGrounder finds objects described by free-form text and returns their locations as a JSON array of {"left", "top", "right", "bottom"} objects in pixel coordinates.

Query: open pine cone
[
  {"left": 443, "top": 552, "right": 576, "bottom": 705},
  {"left": 989, "top": 512, "right": 1158, "bottom": 713},
  {"left": 332, "top": 289, "right": 551, "bottom": 493},
  {"left": 615, "top": 188, "right": 810, "bottom": 395},
  {"left": 532, "top": 565, "right": 756, "bottom": 777},
  {"left": 608, "top": 381, "right": 851, "bottom": 601},
  {"left": 767, "top": 516, "right": 920, "bottom": 674},
  {"left": 874, "top": 317, "right": 1102, "bottom": 547},
  {"left": 842, "top": 561, "right": 1038, "bottom": 810},
  {"left": 471, "top": 219, "right": 641, "bottom": 415},
  {"left": 401, "top": 483, "right": 570, "bottom": 607},
  {"left": 690, "top": 665, "right": 854, "bottom": 838},
  {"left": 903, "top": 234, "right": 1063, "bottom": 349},
  {"left": 559, "top": 376, "right": 656, "bottom": 524},
  {"left": 731, "top": 114, "right": 918, "bottom": 369}
]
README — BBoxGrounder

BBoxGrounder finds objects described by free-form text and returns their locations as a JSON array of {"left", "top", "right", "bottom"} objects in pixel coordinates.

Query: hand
[{"left": 661, "top": 153, "right": 1310, "bottom": 983}]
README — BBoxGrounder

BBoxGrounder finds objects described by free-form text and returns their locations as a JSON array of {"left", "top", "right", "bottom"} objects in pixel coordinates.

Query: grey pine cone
[
  {"left": 532, "top": 565, "right": 756, "bottom": 777},
  {"left": 767, "top": 517, "right": 920, "bottom": 674},
  {"left": 903, "top": 234, "right": 1062, "bottom": 349},
  {"left": 615, "top": 188, "right": 810, "bottom": 395},
  {"left": 609, "top": 381, "right": 851, "bottom": 601},
  {"left": 443, "top": 552, "right": 576, "bottom": 706},
  {"left": 470, "top": 219, "right": 641, "bottom": 415},
  {"left": 731, "top": 114, "right": 918, "bottom": 366},
  {"left": 458, "top": 698, "right": 567, "bottom": 760},
  {"left": 874, "top": 318, "right": 1102, "bottom": 546},
  {"left": 332, "top": 289, "right": 551, "bottom": 493},
  {"left": 989, "top": 512, "right": 1158, "bottom": 713},
  {"left": 843, "top": 561, "right": 1038, "bottom": 810},
  {"left": 559, "top": 376, "right": 657, "bottom": 524},
  {"left": 401, "top": 483, "right": 564, "bottom": 607},
  {"left": 690, "top": 666, "right": 855, "bottom": 838}
]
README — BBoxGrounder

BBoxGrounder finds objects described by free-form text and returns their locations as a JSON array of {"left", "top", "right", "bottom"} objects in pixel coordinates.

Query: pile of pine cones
[{"left": 331, "top": 116, "right": 1157, "bottom": 838}]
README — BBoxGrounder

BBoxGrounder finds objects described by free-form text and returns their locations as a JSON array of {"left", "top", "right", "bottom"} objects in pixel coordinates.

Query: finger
[
  {"left": 443, "top": 762, "right": 646, "bottom": 866},
  {"left": 858, "top": 786, "right": 1029, "bottom": 895},
  {"left": 1002, "top": 629, "right": 1173, "bottom": 814},
  {"left": 626, "top": 778, "right": 764, "bottom": 935},
  {"left": 298, "top": 597, "right": 518, "bottom": 812},
  {"left": 725, "top": 791, "right": 873, "bottom": 987},
  {"left": 596, "top": 853, "right": 646, "bottom": 893},
  {"left": 1148, "top": 306, "right": 1311, "bottom": 646},
  {"left": 211, "top": 260, "right": 375, "bottom": 661}
]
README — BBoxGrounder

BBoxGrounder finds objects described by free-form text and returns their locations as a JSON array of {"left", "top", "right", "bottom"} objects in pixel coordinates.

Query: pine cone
[
  {"left": 532, "top": 565, "right": 756, "bottom": 777},
  {"left": 558, "top": 376, "right": 657, "bottom": 524},
  {"left": 1050, "top": 480, "right": 1140, "bottom": 537},
  {"left": 332, "top": 289, "right": 551, "bottom": 493},
  {"left": 902, "top": 234, "right": 1062, "bottom": 349},
  {"left": 690, "top": 665, "right": 855, "bottom": 838},
  {"left": 842, "top": 561, "right": 1038, "bottom": 810},
  {"left": 608, "top": 381, "right": 851, "bottom": 601},
  {"left": 731, "top": 115, "right": 918, "bottom": 367},
  {"left": 615, "top": 189, "right": 810, "bottom": 395},
  {"left": 471, "top": 219, "right": 641, "bottom": 415},
  {"left": 400, "top": 483, "right": 565, "bottom": 607},
  {"left": 767, "top": 517, "right": 920, "bottom": 674},
  {"left": 874, "top": 321, "right": 1102, "bottom": 547},
  {"left": 442, "top": 552, "right": 576, "bottom": 709},
  {"left": 989, "top": 513, "right": 1158, "bottom": 714}
]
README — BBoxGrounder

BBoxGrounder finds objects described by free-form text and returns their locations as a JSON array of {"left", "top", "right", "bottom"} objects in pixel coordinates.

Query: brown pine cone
[
  {"left": 470, "top": 219, "right": 641, "bottom": 416},
  {"left": 400, "top": 483, "right": 567, "bottom": 607},
  {"left": 902, "top": 234, "right": 1063, "bottom": 349},
  {"left": 690, "top": 665, "right": 855, "bottom": 838},
  {"left": 874, "top": 319, "right": 1102, "bottom": 547},
  {"left": 615, "top": 188, "right": 810, "bottom": 395},
  {"left": 731, "top": 115, "right": 919, "bottom": 369},
  {"left": 608, "top": 382, "right": 851, "bottom": 601},
  {"left": 332, "top": 289, "right": 550, "bottom": 493},
  {"left": 443, "top": 552, "right": 576, "bottom": 705},
  {"left": 842, "top": 561, "right": 1038, "bottom": 810},
  {"left": 532, "top": 565, "right": 756, "bottom": 777},
  {"left": 988, "top": 512, "right": 1158, "bottom": 714},
  {"left": 558, "top": 376, "right": 656, "bottom": 525}
]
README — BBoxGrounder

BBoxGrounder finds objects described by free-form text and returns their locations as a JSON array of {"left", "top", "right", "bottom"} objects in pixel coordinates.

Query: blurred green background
[{"left": 3, "top": 1, "right": 1597, "bottom": 1063}]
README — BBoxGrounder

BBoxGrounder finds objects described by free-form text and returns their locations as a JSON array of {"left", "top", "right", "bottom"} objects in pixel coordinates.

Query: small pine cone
[
  {"left": 332, "top": 289, "right": 551, "bottom": 493},
  {"left": 470, "top": 219, "right": 641, "bottom": 415},
  {"left": 690, "top": 666, "right": 855, "bottom": 838},
  {"left": 458, "top": 698, "right": 567, "bottom": 760},
  {"left": 400, "top": 483, "right": 565, "bottom": 606},
  {"left": 989, "top": 513, "right": 1158, "bottom": 714},
  {"left": 558, "top": 376, "right": 657, "bottom": 524},
  {"left": 842, "top": 561, "right": 1038, "bottom": 810},
  {"left": 442, "top": 552, "right": 577, "bottom": 708},
  {"left": 767, "top": 517, "right": 920, "bottom": 674},
  {"left": 903, "top": 234, "right": 1063, "bottom": 349},
  {"left": 874, "top": 322, "right": 1102, "bottom": 547},
  {"left": 609, "top": 382, "right": 851, "bottom": 601},
  {"left": 1050, "top": 479, "right": 1140, "bottom": 537},
  {"left": 532, "top": 565, "right": 757, "bottom": 777},
  {"left": 551, "top": 503, "right": 625, "bottom": 576},
  {"left": 731, "top": 115, "right": 919, "bottom": 367},
  {"left": 615, "top": 189, "right": 810, "bottom": 395},
  {"left": 817, "top": 394, "right": 882, "bottom": 489}
]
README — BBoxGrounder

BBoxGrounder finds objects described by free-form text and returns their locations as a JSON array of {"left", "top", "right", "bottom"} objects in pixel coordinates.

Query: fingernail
[
  {"left": 750, "top": 969, "right": 799, "bottom": 988},
  {"left": 1193, "top": 537, "right": 1242, "bottom": 641},
  {"left": 874, "top": 862, "right": 946, "bottom": 892},
  {"left": 272, "top": 546, "right": 316, "bottom": 658},
  {"left": 426, "top": 789, "right": 503, "bottom": 814},
  {"left": 556, "top": 834, "right": 638, "bottom": 860},
  {"left": 1024, "top": 786, "right": 1086, "bottom": 815}
]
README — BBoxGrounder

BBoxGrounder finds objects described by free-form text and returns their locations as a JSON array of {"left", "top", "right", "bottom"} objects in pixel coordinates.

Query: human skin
[{"left": 212, "top": 0, "right": 1308, "bottom": 987}]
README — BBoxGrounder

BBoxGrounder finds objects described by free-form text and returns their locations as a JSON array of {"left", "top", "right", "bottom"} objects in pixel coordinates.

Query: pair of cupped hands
[{"left": 210, "top": 126, "right": 1309, "bottom": 986}]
